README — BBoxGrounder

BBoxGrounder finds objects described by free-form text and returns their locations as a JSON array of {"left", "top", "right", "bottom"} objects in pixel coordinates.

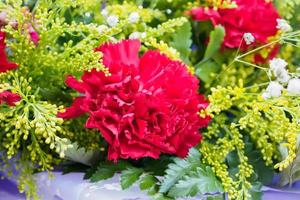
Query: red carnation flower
[
  {"left": 0, "top": 91, "right": 21, "bottom": 106},
  {"left": 59, "top": 40, "right": 210, "bottom": 161},
  {"left": 0, "top": 31, "right": 18, "bottom": 73},
  {"left": 190, "top": 0, "right": 280, "bottom": 49}
]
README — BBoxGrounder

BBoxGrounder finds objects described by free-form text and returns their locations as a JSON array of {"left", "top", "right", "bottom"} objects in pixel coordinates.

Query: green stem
[
  {"left": 244, "top": 82, "right": 269, "bottom": 90},
  {"left": 234, "top": 59, "right": 268, "bottom": 71},
  {"left": 236, "top": 40, "right": 280, "bottom": 60}
]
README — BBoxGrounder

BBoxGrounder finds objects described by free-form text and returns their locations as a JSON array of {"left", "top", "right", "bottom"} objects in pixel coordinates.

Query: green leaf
[
  {"left": 244, "top": 140, "right": 274, "bottom": 185},
  {"left": 140, "top": 174, "right": 159, "bottom": 190},
  {"left": 194, "top": 25, "right": 224, "bottom": 82},
  {"left": 206, "top": 195, "right": 225, "bottom": 200},
  {"left": 170, "top": 21, "right": 192, "bottom": 64},
  {"left": 195, "top": 60, "right": 220, "bottom": 83},
  {"left": 159, "top": 148, "right": 201, "bottom": 193},
  {"left": 120, "top": 167, "right": 144, "bottom": 190},
  {"left": 90, "top": 160, "right": 130, "bottom": 182},
  {"left": 249, "top": 182, "right": 263, "bottom": 200},
  {"left": 226, "top": 151, "right": 240, "bottom": 169},
  {"left": 227, "top": 142, "right": 275, "bottom": 186},
  {"left": 203, "top": 25, "right": 225, "bottom": 60},
  {"left": 139, "top": 173, "right": 168, "bottom": 200},
  {"left": 152, "top": 193, "right": 173, "bottom": 200},
  {"left": 168, "top": 166, "right": 223, "bottom": 198},
  {"left": 142, "top": 155, "right": 173, "bottom": 176},
  {"left": 84, "top": 166, "right": 98, "bottom": 180},
  {"left": 147, "top": 184, "right": 159, "bottom": 196},
  {"left": 248, "top": 151, "right": 274, "bottom": 185},
  {"left": 62, "top": 163, "right": 89, "bottom": 175}
]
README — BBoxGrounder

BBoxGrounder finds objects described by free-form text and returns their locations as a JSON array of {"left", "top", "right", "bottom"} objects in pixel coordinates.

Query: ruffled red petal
[
  {"left": 0, "top": 32, "right": 18, "bottom": 73},
  {"left": 190, "top": 0, "right": 279, "bottom": 50},
  {"left": 57, "top": 97, "right": 86, "bottom": 119},
  {"left": 95, "top": 39, "right": 141, "bottom": 72},
  {"left": 0, "top": 91, "right": 21, "bottom": 106}
]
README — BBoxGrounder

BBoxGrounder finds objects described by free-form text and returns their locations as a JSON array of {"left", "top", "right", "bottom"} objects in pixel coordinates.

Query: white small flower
[
  {"left": 97, "top": 25, "right": 108, "bottom": 34},
  {"left": 262, "top": 81, "right": 283, "bottom": 99},
  {"left": 128, "top": 12, "right": 140, "bottom": 23},
  {"left": 85, "top": 12, "right": 91, "bottom": 17},
  {"left": 129, "top": 32, "right": 146, "bottom": 39},
  {"left": 277, "top": 70, "right": 290, "bottom": 83},
  {"left": 141, "top": 32, "right": 146, "bottom": 38},
  {"left": 262, "top": 92, "right": 271, "bottom": 100},
  {"left": 269, "top": 58, "right": 290, "bottom": 83},
  {"left": 287, "top": 78, "right": 300, "bottom": 95},
  {"left": 276, "top": 19, "right": 292, "bottom": 32},
  {"left": 243, "top": 33, "right": 255, "bottom": 45},
  {"left": 166, "top": 9, "right": 172, "bottom": 14},
  {"left": 107, "top": 15, "right": 119, "bottom": 27},
  {"left": 270, "top": 58, "right": 288, "bottom": 71},
  {"left": 129, "top": 32, "right": 141, "bottom": 39},
  {"left": 101, "top": 9, "right": 108, "bottom": 17}
]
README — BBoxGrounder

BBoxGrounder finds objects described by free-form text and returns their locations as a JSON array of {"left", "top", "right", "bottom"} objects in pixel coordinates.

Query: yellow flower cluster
[
  {"left": 146, "top": 17, "right": 188, "bottom": 39},
  {"left": 1, "top": 73, "right": 71, "bottom": 166},
  {"left": 104, "top": 1, "right": 163, "bottom": 23},
  {"left": 186, "top": 0, "right": 237, "bottom": 9},
  {"left": 0, "top": 73, "right": 73, "bottom": 200},
  {"left": 2, "top": 2, "right": 110, "bottom": 90},
  {"left": 145, "top": 38, "right": 180, "bottom": 61},
  {"left": 205, "top": 0, "right": 237, "bottom": 9},
  {"left": 200, "top": 121, "right": 253, "bottom": 199},
  {"left": 202, "top": 83, "right": 300, "bottom": 199},
  {"left": 206, "top": 85, "right": 245, "bottom": 115},
  {"left": 238, "top": 97, "right": 299, "bottom": 169}
]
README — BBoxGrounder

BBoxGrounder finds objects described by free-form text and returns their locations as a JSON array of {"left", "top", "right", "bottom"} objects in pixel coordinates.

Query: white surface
[{"left": 36, "top": 172, "right": 151, "bottom": 200}]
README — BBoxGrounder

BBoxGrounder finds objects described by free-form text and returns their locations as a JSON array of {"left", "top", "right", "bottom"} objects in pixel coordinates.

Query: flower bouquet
[{"left": 1, "top": 0, "right": 300, "bottom": 200}]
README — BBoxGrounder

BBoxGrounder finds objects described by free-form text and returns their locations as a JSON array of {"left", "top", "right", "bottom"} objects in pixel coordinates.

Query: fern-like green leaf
[
  {"left": 120, "top": 167, "right": 143, "bottom": 190},
  {"left": 90, "top": 160, "right": 130, "bottom": 182},
  {"left": 168, "top": 166, "right": 223, "bottom": 198},
  {"left": 159, "top": 148, "right": 201, "bottom": 193},
  {"left": 140, "top": 174, "right": 159, "bottom": 190}
]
